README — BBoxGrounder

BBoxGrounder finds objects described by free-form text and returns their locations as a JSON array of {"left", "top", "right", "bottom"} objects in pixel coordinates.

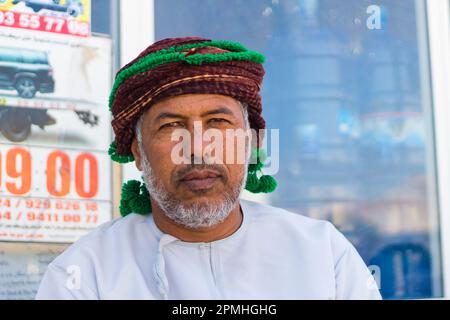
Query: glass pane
[
  {"left": 155, "top": 0, "right": 442, "bottom": 299},
  {"left": 91, "top": 0, "right": 113, "bottom": 35}
]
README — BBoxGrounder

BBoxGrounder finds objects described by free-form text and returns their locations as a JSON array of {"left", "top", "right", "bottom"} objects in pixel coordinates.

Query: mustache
[{"left": 173, "top": 163, "right": 229, "bottom": 184}]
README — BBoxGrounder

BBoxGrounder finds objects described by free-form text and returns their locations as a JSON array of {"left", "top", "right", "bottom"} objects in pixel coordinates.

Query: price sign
[
  {"left": 0, "top": 0, "right": 91, "bottom": 37},
  {"left": 0, "top": 145, "right": 112, "bottom": 242}
]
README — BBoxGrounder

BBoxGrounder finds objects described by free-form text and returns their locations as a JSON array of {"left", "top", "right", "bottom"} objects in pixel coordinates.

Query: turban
[
  {"left": 107, "top": 37, "right": 277, "bottom": 216},
  {"left": 109, "top": 36, "right": 266, "bottom": 160}
]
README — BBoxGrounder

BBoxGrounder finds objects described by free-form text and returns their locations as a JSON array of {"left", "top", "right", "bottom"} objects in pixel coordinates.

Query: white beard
[{"left": 138, "top": 141, "right": 248, "bottom": 230}]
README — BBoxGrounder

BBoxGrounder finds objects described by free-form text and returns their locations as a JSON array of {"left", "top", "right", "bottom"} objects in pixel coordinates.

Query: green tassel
[
  {"left": 108, "top": 141, "right": 135, "bottom": 163},
  {"left": 244, "top": 148, "right": 277, "bottom": 194},
  {"left": 248, "top": 162, "right": 263, "bottom": 172},
  {"left": 258, "top": 175, "right": 277, "bottom": 193},
  {"left": 251, "top": 147, "right": 267, "bottom": 162},
  {"left": 248, "top": 148, "right": 266, "bottom": 172},
  {"left": 119, "top": 180, "right": 152, "bottom": 217},
  {"left": 245, "top": 172, "right": 260, "bottom": 193}
]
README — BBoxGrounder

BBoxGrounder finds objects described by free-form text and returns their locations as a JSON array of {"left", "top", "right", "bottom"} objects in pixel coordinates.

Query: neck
[{"left": 151, "top": 200, "right": 243, "bottom": 242}]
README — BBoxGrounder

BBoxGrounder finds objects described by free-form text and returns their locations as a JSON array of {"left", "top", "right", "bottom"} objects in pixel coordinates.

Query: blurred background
[{"left": 1, "top": 0, "right": 450, "bottom": 300}]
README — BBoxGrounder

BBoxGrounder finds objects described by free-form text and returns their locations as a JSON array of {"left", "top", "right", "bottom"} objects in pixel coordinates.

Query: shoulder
[
  {"left": 50, "top": 213, "right": 155, "bottom": 270},
  {"left": 37, "top": 213, "right": 156, "bottom": 299},
  {"left": 241, "top": 199, "right": 344, "bottom": 240},
  {"left": 240, "top": 200, "right": 382, "bottom": 299},
  {"left": 240, "top": 199, "right": 352, "bottom": 257}
]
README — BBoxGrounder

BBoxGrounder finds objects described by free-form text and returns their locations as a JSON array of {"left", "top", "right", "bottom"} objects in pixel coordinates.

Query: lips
[
  {"left": 179, "top": 169, "right": 222, "bottom": 190},
  {"left": 180, "top": 170, "right": 221, "bottom": 181}
]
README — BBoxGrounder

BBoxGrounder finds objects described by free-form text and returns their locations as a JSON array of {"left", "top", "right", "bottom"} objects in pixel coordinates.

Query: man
[{"left": 36, "top": 37, "right": 382, "bottom": 300}]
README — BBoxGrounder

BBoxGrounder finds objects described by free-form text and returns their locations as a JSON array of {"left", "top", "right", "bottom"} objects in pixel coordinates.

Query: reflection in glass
[{"left": 156, "top": 0, "right": 442, "bottom": 299}]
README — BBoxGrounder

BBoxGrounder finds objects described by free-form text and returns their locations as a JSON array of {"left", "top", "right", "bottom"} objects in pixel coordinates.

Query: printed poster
[{"left": 0, "top": 14, "right": 113, "bottom": 243}]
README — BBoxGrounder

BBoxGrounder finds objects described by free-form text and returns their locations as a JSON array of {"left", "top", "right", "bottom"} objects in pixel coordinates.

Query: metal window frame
[
  {"left": 427, "top": 0, "right": 450, "bottom": 299},
  {"left": 118, "top": 0, "right": 450, "bottom": 299},
  {"left": 119, "top": 0, "right": 155, "bottom": 68},
  {"left": 117, "top": 0, "right": 155, "bottom": 206}
]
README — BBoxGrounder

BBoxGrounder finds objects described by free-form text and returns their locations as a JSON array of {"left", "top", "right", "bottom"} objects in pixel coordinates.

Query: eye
[
  {"left": 159, "top": 121, "right": 184, "bottom": 130},
  {"left": 208, "top": 118, "right": 231, "bottom": 125}
]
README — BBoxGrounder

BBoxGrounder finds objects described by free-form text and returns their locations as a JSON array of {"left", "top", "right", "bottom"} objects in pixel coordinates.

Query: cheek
[
  {"left": 225, "top": 164, "right": 246, "bottom": 185},
  {"left": 146, "top": 141, "right": 178, "bottom": 185}
]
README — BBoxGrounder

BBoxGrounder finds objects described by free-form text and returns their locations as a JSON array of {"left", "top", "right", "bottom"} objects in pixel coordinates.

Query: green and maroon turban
[
  {"left": 109, "top": 36, "right": 267, "bottom": 158},
  {"left": 107, "top": 37, "right": 276, "bottom": 216}
]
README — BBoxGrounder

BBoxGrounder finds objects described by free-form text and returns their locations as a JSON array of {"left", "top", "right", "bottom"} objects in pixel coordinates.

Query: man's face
[{"left": 131, "top": 93, "right": 249, "bottom": 227}]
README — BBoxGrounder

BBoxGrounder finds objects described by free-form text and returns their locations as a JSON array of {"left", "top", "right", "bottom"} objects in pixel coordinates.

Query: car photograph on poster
[
  {"left": 0, "top": 46, "right": 55, "bottom": 99},
  {"left": 11, "top": 0, "right": 85, "bottom": 18},
  {"left": 0, "top": 45, "right": 56, "bottom": 142},
  {"left": 0, "top": 45, "right": 99, "bottom": 143}
]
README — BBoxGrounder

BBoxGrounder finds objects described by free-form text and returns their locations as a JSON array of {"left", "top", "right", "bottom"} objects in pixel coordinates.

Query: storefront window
[{"left": 155, "top": 0, "right": 442, "bottom": 299}]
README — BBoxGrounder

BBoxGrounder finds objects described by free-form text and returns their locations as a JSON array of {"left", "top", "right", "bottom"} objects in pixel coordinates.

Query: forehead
[{"left": 143, "top": 93, "right": 242, "bottom": 121}]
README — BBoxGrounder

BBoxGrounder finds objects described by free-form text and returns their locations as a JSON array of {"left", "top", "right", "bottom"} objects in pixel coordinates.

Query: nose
[
  {"left": 192, "top": 120, "right": 204, "bottom": 162},
  {"left": 183, "top": 120, "right": 216, "bottom": 164}
]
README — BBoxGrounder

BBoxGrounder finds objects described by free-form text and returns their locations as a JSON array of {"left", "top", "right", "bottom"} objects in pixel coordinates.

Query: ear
[{"left": 131, "top": 138, "right": 143, "bottom": 171}]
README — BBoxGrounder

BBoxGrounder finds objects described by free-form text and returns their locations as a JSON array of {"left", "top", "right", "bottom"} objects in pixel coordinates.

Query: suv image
[
  {"left": 0, "top": 47, "right": 56, "bottom": 142},
  {"left": 12, "top": 0, "right": 84, "bottom": 18},
  {"left": 0, "top": 47, "right": 97, "bottom": 143},
  {"left": 0, "top": 47, "right": 55, "bottom": 99}
]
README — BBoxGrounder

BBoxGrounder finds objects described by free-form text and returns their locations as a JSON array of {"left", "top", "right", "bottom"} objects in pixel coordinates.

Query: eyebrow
[
  {"left": 154, "top": 112, "right": 187, "bottom": 123},
  {"left": 154, "top": 107, "right": 235, "bottom": 123},
  {"left": 200, "top": 107, "right": 234, "bottom": 117}
]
